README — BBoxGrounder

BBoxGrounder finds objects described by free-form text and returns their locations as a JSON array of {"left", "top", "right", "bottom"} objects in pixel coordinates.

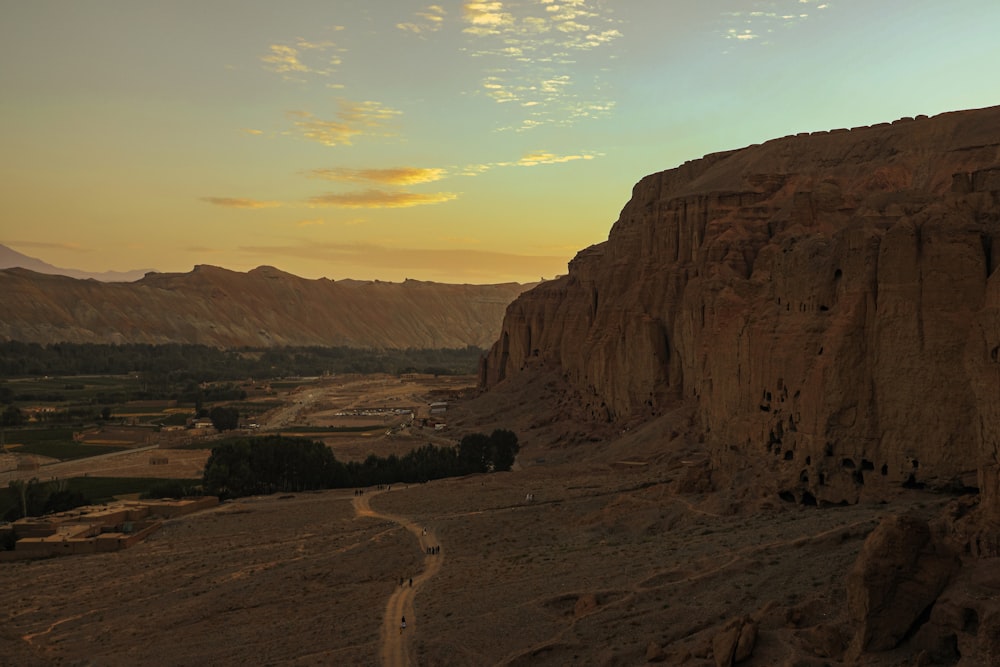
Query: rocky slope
[
  {"left": 0, "top": 265, "right": 533, "bottom": 349},
  {"left": 482, "top": 105, "right": 1000, "bottom": 508}
]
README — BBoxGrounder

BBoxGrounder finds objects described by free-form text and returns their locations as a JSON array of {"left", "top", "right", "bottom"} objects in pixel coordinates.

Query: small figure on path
[
  {"left": 400, "top": 616, "right": 406, "bottom": 634},
  {"left": 409, "top": 577, "right": 413, "bottom": 587}
]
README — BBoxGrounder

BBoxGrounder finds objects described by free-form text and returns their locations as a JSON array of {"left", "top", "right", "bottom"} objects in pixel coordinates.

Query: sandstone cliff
[
  {"left": 0, "top": 265, "right": 532, "bottom": 350},
  {"left": 482, "top": 105, "right": 1000, "bottom": 508}
]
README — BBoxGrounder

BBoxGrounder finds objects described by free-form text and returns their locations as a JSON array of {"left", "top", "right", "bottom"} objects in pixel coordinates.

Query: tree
[
  {"left": 8, "top": 479, "right": 28, "bottom": 519},
  {"left": 209, "top": 406, "right": 240, "bottom": 431},
  {"left": 458, "top": 432, "right": 491, "bottom": 473},
  {"left": 1, "top": 405, "right": 23, "bottom": 428},
  {"left": 488, "top": 429, "right": 520, "bottom": 472}
]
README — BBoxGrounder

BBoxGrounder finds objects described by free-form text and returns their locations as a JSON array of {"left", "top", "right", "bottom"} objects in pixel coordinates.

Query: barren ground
[{"left": 0, "top": 373, "right": 957, "bottom": 665}]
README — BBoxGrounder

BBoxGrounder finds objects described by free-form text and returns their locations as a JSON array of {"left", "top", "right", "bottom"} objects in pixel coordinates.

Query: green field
[
  {"left": 0, "top": 476, "right": 201, "bottom": 520},
  {"left": 4, "top": 428, "right": 128, "bottom": 460}
]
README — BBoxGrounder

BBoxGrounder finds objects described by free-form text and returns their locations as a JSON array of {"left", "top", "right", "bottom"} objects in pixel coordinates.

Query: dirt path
[{"left": 353, "top": 489, "right": 444, "bottom": 667}]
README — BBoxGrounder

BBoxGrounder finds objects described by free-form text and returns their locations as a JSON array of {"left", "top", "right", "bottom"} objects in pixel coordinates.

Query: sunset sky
[{"left": 2, "top": 1, "right": 999, "bottom": 284}]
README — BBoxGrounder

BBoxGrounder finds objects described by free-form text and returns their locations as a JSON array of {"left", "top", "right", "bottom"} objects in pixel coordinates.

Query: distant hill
[
  {"left": 0, "top": 264, "right": 535, "bottom": 349},
  {"left": 0, "top": 244, "right": 154, "bottom": 282}
]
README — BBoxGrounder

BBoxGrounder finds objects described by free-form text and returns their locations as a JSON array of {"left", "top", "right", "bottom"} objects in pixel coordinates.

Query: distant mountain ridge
[
  {"left": 0, "top": 264, "right": 536, "bottom": 349},
  {"left": 0, "top": 244, "right": 154, "bottom": 282}
]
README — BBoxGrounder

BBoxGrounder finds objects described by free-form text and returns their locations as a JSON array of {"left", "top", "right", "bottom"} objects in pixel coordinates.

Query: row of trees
[
  {"left": 4, "top": 478, "right": 87, "bottom": 521},
  {"left": 202, "top": 431, "right": 520, "bottom": 499},
  {"left": 0, "top": 342, "right": 485, "bottom": 382}
]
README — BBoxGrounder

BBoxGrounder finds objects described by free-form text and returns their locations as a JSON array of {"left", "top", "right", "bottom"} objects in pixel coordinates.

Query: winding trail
[{"left": 353, "top": 489, "right": 444, "bottom": 667}]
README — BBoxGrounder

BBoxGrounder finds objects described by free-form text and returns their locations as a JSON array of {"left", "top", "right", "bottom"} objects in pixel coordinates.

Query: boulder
[
  {"left": 712, "top": 615, "right": 757, "bottom": 666},
  {"left": 846, "top": 514, "right": 960, "bottom": 653}
]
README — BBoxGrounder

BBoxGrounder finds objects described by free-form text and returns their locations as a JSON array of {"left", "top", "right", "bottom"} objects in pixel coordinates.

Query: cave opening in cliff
[{"left": 963, "top": 607, "right": 979, "bottom": 634}]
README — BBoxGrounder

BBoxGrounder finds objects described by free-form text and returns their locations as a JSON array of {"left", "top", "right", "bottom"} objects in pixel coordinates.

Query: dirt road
[{"left": 353, "top": 489, "right": 444, "bottom": 667}]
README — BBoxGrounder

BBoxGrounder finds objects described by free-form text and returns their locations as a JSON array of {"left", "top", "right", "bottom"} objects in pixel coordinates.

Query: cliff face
[
  {"left": 0, "top": 265, "right": 532, "bottom": 350},
  {"left": 482, "top": 106, "right": 1000, "bottom": 506}
]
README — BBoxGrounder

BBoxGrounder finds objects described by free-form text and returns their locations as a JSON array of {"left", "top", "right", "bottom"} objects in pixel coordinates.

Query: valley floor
[
  {"left": 1, "top": 452, "right": 950, "bottom": 666},
  {"left": 0, "top": 372, "right": 972, "bottom": 665}
]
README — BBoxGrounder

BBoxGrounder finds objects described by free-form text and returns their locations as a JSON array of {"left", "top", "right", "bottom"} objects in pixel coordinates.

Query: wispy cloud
[
  {"left": 237, "top": 241, "right": 567, "bottom": 282},
  {"left": 307, "top": 189, "right": 457, "bottom": 208},
  {"left": 513, "top": 150, "right": 595, "bottom": 166},
  {"left": 462, "top": 2, "right": 515, "bottom": 37},
  {"left": 201, "top": 197, "right": 281, "bottom": 209},
  {"left": 288, "top": 100, "right": 402, "bottom": 147},
  {"left": 460, "top": 0, "right": 621, "bottom": 130},
  {"left": 398, "top": 5, "right": 447, "bottom": 34},
  {"left": 722, "top": 0, "right": 831, "bottom": 45},
  {"left": 455, "top": 149, "right": 599, "bottom": 175},
  {"left": 307, "top": 167, "right": 447, "bottom": 185},
  {"left": 261, "top": 32, "right": 346, "bottom": 82},
  {"left": 239, "top": 128, "right": 264, "bottom": 136}
]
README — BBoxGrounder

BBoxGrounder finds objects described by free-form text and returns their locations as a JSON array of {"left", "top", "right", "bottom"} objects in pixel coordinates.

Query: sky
[{"left": 2, "top": 1, "right": 999, "bottom": 285}]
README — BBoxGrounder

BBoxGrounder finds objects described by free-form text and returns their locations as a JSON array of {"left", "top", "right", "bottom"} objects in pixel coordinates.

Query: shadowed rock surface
[{"left": 0, "top": 265, "right": 534, "bottom": 349}]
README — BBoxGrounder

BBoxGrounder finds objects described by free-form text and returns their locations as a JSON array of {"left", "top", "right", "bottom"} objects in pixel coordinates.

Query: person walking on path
[{"left": 400, "top": 616, "right": 407, "bottom": 634}]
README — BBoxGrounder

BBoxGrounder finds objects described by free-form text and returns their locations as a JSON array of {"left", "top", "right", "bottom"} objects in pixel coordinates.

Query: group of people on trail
[{"left": 424, "top": 545, "right": 440, "bottom": 555}]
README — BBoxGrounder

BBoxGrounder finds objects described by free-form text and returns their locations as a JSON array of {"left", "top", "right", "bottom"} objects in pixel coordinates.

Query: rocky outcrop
[
  {"left": 482, "top": 105, "right": 1000, "bottom": 507},
  {"left": 846, "top": 514, "right": 959, "bottom": 653},
  {"left": 712, "top": 615, "right": 757, "bottom": 666},
  {"left": 0, "top": 265, "right": 533, "bottom": 349}
]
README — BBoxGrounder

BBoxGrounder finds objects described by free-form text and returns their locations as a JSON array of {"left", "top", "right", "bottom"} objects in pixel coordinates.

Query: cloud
[
  {"left": 721, "top": 1, "right": 831, "bottom": 45},
  {"left": 460, "top": 0, "right": 621, "bottom": 130},
  {"left": 307, "top": 189, "right": 458, "bottom": 208},
  {"left": 463, "top": 2, "right": 515, "bottom": 36},
  {"left": 239, "top": 128, "right": 264, "bottom": 136},
  {"left": 307, "top": 167, "right": 447, "bottom": 185},
  {"left": 455, "top": 149, "right": 598, "bottom": 174},
  {"left": 201, "top": 197, "right": 281, "bottom": 209},
  {"left": 289, "top": 100, "right": 402, "bottom": 147},
  {"left": 398, "top": 5, "right": 447, "bottom": 34},
  {"left": 261, "top": 36, "right": 345, "bottom": 81},
  {"left": 236, "top": 241, "right": 568, "bottom": 283},
  {"left": 514, "top": 150, "right": 595, "bottom": 166}
]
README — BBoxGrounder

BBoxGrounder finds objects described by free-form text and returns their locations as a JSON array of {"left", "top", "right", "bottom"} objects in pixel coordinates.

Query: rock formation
[
  {"left": 0, "top": 264, "right": 533, "bottom": 349},
  {"left": 846, "top": 514, "right": 959, "bottom": 653},
  {"left": 482, "top": 105, "right": 1000, "bottom": 508}
]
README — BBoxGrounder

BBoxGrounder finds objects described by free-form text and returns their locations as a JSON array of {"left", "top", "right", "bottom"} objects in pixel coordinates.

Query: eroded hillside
[{"left": 0, "top": 265, "right": 533, "bottom": 349}]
